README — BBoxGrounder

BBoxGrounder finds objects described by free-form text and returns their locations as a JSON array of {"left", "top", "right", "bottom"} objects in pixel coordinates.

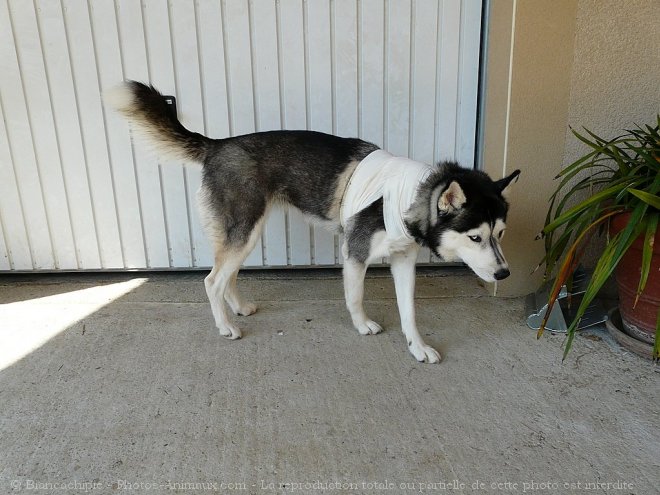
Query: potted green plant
[{"left": 537, "top": 116, "right": 660, "bottom": 361}]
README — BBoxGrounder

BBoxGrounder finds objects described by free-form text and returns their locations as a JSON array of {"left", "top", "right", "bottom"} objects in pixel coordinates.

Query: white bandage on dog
[{"left": 340, "top": 150, "right": 433, "bottom": 243}]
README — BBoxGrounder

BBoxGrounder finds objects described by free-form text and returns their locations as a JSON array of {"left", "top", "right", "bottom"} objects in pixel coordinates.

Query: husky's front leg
[
  {"left": 390, "top": 249, "right": 441, "bottom": 363},
  {"left": 343, "top": 258, "right": 383, "bottom": 335}
]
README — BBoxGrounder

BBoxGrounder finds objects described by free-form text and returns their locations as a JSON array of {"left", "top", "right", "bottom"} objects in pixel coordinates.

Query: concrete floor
[{"left": 0, "top": 270, "right": 658, "bottom": 494}]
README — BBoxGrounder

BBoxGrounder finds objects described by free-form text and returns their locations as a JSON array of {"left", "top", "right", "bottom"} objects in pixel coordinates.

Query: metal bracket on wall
[{"left": 163, "top": 95, "right": 177, "bottom": 119}]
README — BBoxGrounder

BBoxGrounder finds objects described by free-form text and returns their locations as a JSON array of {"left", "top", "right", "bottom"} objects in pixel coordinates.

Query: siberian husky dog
[{"left": 107, "top": 81, "right": 520, "bottom": 363}]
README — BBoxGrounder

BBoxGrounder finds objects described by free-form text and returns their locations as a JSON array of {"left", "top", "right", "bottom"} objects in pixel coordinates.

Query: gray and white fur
[{"left": 107, "top": 81, "right": 520, "bottom": 363}]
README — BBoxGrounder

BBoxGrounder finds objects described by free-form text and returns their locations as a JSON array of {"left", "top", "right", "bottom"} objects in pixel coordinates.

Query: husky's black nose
[{"left": 494, "top": 268, "right": 510, "bottom": 280}]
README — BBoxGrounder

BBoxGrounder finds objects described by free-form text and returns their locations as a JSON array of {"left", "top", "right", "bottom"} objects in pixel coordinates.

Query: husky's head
[{"left": 405, "top": 163, "right": 520, "bottom": 283}]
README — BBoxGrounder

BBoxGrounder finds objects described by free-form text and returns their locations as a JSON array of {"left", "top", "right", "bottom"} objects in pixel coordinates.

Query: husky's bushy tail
[{"left": 105, "top": 80, "right": 210, "bottom": 163}]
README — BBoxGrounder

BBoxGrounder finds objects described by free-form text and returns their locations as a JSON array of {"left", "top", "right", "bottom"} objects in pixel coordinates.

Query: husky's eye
[{"left": 468, "top": 235, "right": 482, "bottom": 243}]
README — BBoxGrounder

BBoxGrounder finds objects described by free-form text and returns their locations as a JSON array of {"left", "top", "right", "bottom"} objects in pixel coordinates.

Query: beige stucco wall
[
  {"left": 482, "top": 0, "right": 660, "bottom": 297},
  {"left": 563, "top": 0, "right": 660, "bottom": 166},
  {"left": 482, "top": 0, "right": 578, "bottom": 297}
]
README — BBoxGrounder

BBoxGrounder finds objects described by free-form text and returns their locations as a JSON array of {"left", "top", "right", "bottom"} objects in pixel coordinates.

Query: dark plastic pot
[{"left": 610, "top": 212, "right": 660, "bottom": 344}]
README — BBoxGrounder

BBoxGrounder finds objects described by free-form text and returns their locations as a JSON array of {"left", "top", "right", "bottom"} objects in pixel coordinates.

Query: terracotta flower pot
[{"left": 610, "top": 212, "right": 660, "bottom": 344}]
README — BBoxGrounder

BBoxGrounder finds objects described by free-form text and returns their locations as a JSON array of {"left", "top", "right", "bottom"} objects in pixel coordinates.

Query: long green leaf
[
  {"left": 552, "top": 175, "right": 644, "bottom": 224},
  {"left": 550, "top": 166, "right": 616, "bottom": 205},
  {"left": 541, "top": 230, "right": 571, "bottom": 279},
  {"left": 624, "top": 144, "right": 660, "bottom": 171},
  {"left": 629, "top": 125, "right": 660, "bottom": 144},
  {"left": 539, "top": 209, "right": 585, "bottom": 277},
  {"left": 538, "top": 210, "right": 623, "bottom": 339},
  {"left": 571, "top": 129, "right": 634, "bottom": 162},
  {"left": 542, "top": 203, "right": 626, "bottom": 279},
  {"left": 542, "top": 203, "right": 598, "bottom": 277},
  {"left": 635, "top": 213, "right": 658, "bottom": 307},
  {"left": 538, "top": 248, "right": 577, "bottom": 339},
  {"left": 614, "top": 178, "right": 646, "bottom": 203},
  {"left": 563, "top": 329, "right": 577, "bottom": 361},
  {"left": 554, "top": 149, "right": 599, "bottom": 179},
  {"left": 552, "top": 176, "right": 618, "bottom": 222},
  {"left": 573, "top": 127, "right": 629, "bottom": 149},
  {"left": 544, "top": 182, "right": 631, "bottom": 234},
  {"left": 562, "top": 204, "right": 650, "bottom": 359},
  {"left": 629, "top": 189, "right": 660, "bottom": 209},
  {"left": 562, "top": 219, "right": 647, "bottom": 360},
  {"left": 551, "top": 166, "right": 614, "bottom": 202},
  {"left": 611, "top": 201, "right": 650, "bottom": 264},
  {"left": 551, "top": 174, "right": 639, "bottom": 218},
  {"left": 609, "top": 142, "right": 632, "bottom": 174}
]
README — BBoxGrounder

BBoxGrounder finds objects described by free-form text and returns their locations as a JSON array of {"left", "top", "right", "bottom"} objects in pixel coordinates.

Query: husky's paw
[
  {"left": 218, "top": 324, "right": 242, "bottom": 340},
  {"left": 355, "top": 320, "right": 383, "bottom": 335},
  {"left": 408, "top": 341, "right": 441, "bottom": 363},
  {"left": 232, "top": 302, "right": 257, "bottom": 317}
]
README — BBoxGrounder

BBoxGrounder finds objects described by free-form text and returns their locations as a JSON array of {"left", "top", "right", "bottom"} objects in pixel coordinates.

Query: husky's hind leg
[
  {"left": 225, "top": 271, "right": 257, "bottom": 316},
  {"left": 204, "top": 248, "right": 245, "bottom": 339},
  {"left": 204, "top": 217, "right": 265, "bottom": 339}
]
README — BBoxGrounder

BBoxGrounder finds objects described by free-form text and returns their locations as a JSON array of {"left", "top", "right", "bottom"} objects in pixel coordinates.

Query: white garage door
[{"left": 0, "top": 0, "right": 482, "bottom": 271}]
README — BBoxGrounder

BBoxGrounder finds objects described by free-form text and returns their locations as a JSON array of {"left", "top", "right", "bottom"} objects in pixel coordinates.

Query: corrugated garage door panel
[{"left": 0, "top": 0, "right": 482, "bottom": 271}]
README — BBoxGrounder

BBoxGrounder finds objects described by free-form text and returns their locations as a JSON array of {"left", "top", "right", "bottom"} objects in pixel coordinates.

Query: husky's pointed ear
[
  {"left": 438, "top": 181, "right": 466, "bottom": 212},
  {"left": 496, "top": 169, "right": 521, "bottom": 199}
]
